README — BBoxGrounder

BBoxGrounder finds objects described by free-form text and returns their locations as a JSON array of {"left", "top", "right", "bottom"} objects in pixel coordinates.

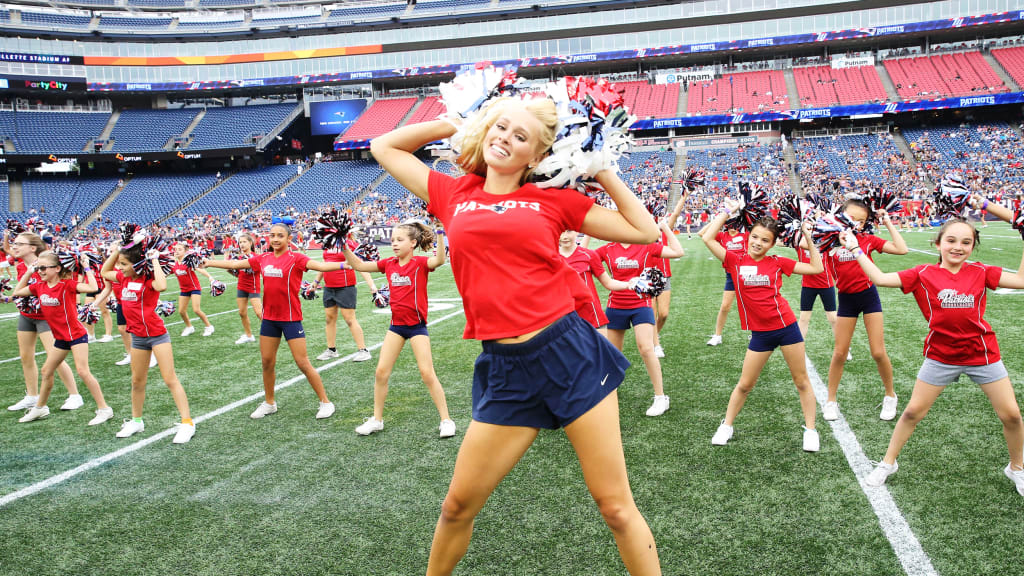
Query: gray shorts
[
  {"left": 131, "top": 332, "right": 172, "bottom": 351},
  {"left": 17, "top": 315, "right": 50, "bottom": 333},
  {"left": 323, "top": 285, "right": 356, "bottom": 309},
  {"left": 917, "top": 358, "right": 1008, "bottom": 387}
]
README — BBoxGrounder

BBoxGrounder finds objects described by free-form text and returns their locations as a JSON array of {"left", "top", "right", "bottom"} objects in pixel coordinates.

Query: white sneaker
[
  {"left": 879, "top": 395, "right": 898, "bottom": 421},
  {"left": 116, "top": 419, "right": 145, "bottom": 438},
  {"left": 60, "top": 394, "right": 84, "bottom": 411},
  {"left": 865, "top": 461, "right": 898, "bottom": 487},
  {"left": 352, "top": 349, "right": 372, "bottom": 362},
  {"left": 315, "top": 401, "right": 335, "bottom": 419},
  {"left": 316, "top": 349, "right": 339, "bottom": 361},
  {"left": 250, "top": 402, "right": 278, "bottom": 419},
  {"left": 711, "top": 421, "right": 734, "bottom": 445},
  {"left": 645, "top": 395, "right": 670, "bottom": 417},
  {"left": 8, "top": 395, "right": 38, "bottom": 411},
  {"left": 89, "top": 407, "right": 114, "bottom": 426},
  {"left": 172, "top": 422, "right": 196, "bottom": 444},
  {"left": 87, "top": 334, "right": 97, "bottom": 343},
  {"left": 18, "top": 406, "right": 49, "bottom": 423},
  {"left": 149, "top": 354, "right": 157, "bottom": 368},
  {"left": 97, "top": 334, "right": 114, "bottom": 343},
  {"left": 653, "top": 345, "right": 665, "bottom": 358},
  {"left": 439, "top": 418, "right": 456, "bottom": 438},
  {"left": 355, "top": 416, "right": 384, "bottom": 435},
  {"left": 235, "top": 334, "right": 255, "bottom": 345},
  {"left": 181, "top": 326, "right": 195, "bottom": 337},
  {"left": 1004, "top": 464, "right": 1024, "bottom": 496},
  {"left": 803, "top": 426, "right": 820, "bottom": 452},
  {"left": 115, "top": 353, "right": 132, "bottom": 366},
  {"left": 846, "top": 350, "right": 853, "bottom": 361},
  {"left": 706, "top": 334, "right": 722, "bottom": 346},
  {"left": 823, "top": 401, "right": 840, "bottom": 421},
  {"left": 202, "top": 325, "right": 215, "bottom": 337}
]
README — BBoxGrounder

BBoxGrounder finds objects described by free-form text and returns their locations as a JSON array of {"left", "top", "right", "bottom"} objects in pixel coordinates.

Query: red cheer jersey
[
  {"left": 29, "top": 279, "right": 86, "bottom": 341},
  {"left": 377, "top": 255, "right": 432, "bottom": 326},
  {"left": 248, "top": 251, "right": 310, "bottom": 322},
  {"left": 650, "top": 229, "right": 673, "bottom": 277},
  {"left": 724, "top": 251, "right": 797, "bottom": 332},
  {"left": 172, "top": 263, "right": 201, "bottom": 293},
  {"left": 426, "top": 170, "right": 594, "bottom": 340},
  {"left": 234, "top": 254, "right": 261, "bottom": 293},
  {"left": 717, "top": 230, "right": 749, "bottom": 260},
  {"left": 898, "top": 262, "right": 1002, "bottom": 365},
  {"left": 561, "top": 246, "right": 609, "bottom": 329},
  {"left": 116, "top": 271, "right": 167, "bottom": 338},
  {"left": 594, "top": 242, "right": 663, "bottom": 310},
  {"left": 825, "top": 234, "right": 887, "bottom": 294},
  {"left": 15, "top": 261, "right": 45, "bottom": 320},
  {"left": 322, "top": 240, "right": 358, "bottom": 288},
  {"left": 797, "top": 247, "right": 833, "bottom": 289}
]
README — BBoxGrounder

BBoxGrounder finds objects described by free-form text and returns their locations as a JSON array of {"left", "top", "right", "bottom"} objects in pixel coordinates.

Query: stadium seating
[
  {"left": 413, "top": 0, "right": 492, "bottom": 14},
  {"left": 178, "top": 12, "right": 245, "bottom": 28},
  {"left": 261, "top": 161, "right": 382, "bottom": 215},
  {"left": 98, "top": 15, "right": 174, "bottom": 29},
  {"left": 883, "top": 52, "right": 1009, "bottom": 100},
  {"left": 187, "top": 103, "right": 296, "bottom": 150},
  {"left": 127, "top": 0, "right": 186, "bottom": 7},
  {"left": 98, "top": 173, "right": 218, "bottom": 227},
  {"left": 326, "top": 2, "right": 406, "bottom": 21},
  {"left": 617, "top": 82, "right": 680, "bottom": 119},
  {"left": 792, "top": 133, "right": 916, "bottom": 197},
  {"left": 198, "top": 0, "right": 255, "bottom": 7},
  {"left": 19, "top": 10, "right": 92, "bottom": 30},
  {"left": 793, "top": 65, "right": 889, "bottom": 107},
  {"left": 109, "top": 109, "right": 198, "bottom": 153},
  {"left": 21, "top": 176, "right": 120, "bottom": 227},
  {"left": 992, "top": 47, "right": 1024, "bottom": 90},
  {"left": 0, "top": 111, "right": 110, "bottom": 153},
  {"left": 336, "top": 98, "right": 417, "bottom": 142},
  {"left": 686, "top": 70, "right": 789, "bottom": 115},
  {"left": 405, "top": 96, "right": 445, "bottom": 125},
  {"left": 167, "top": 164, "right": 299, "bottom": 227},
  {"left": 685, "top": 142, "right": 788, "bottom": 197},
  {"left": 902, "top": 122, "right": 1024, "bottom": 189},
  {"left": 251, "top": 7, "right": 322, "bottom": 28}
]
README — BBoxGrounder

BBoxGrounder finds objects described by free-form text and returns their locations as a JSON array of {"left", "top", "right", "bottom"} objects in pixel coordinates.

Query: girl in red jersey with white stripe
[
  {"left": 557, "top": 230, "right": 634, "bottom": 336},
  {"left": 171, "top": 243, "right": 214, "bottom": 338},
  {"left": 794, "top": 239, "right": 850, "bottom": 362},
  {"left": 850, "top": 219, "right": 1024, "bottom": 496},
  {"left": 594, "top": 219, "right": 684, "bottom": 417},
  {"left": 822, "top": 199, "right": 908, "bottom": 423},
  {"left": 230, "top": 233, "right": 263, "bottom": 345},
  {"left": 651, "top": 193, "right": 688, "bottom": 358},
  {"left": 342, "top": 221, "right": 454, "bottom": 438},
  {"left": 372, "top": 97, "right": 662, "bottom": 575},
  {"left": 2, "top": 231, "right": 81, "bottom": 412},
  {"left": 12, "top": 252, "right": 113, "bottom": 426},
  {"left": 313, "top": 236, "right": 377, "bottom": 362},
  {"left": 205, "top": 223, "right": 346, "bottom": 420},
  {"left": 100, "top": 242, "right": 195, "bottom": 444},
  {"left": 706, "top": 224, "right": 748, "bottom": 346},
  {"left": 703, "top": 206, "right": 823, "bottom": 451}
]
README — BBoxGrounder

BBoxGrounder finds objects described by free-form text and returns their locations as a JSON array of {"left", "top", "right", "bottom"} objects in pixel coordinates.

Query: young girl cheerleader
[
  {"left": 313, "top": 236, "right": 378, "bottom": 362},
  {"left": 230, "top": 233, "right": 263, "bottom": 344},
  {"left": 823, "top": 199, "right": 908, "bottom": 422},
  {"left": 171, "top": 243, "right": 214, "bottom": 337},
  {"left": 557, "top": 230, "right": 635, "bottom": 336},
  {"left": 850, "top": 220, "right": 1024, "bottom": 496},
  {"left": 372, "top": 95, "right": 661, "bottom": 575},
  {"left": 205, "top": 223, "right": 347, "bottom": 420},
  {"left": 594, "top": 219, "right": 684, "bottom": 417},
  {"left": 342, "top": 222, "right": 455, "bottom": 438},
  {"left": 100, "top": 242, "right": 195, "bottom": 444},
  {"left": 3, "top": 232, "right": 81, "bottom": 412},
  {"left": 794, "top": 240, "right": 850, "bottom": 362},
  {"left": 707, "top": 222, "right": 748, "bottom": 346},
  {"left": 82, "top": 267, "right": 114, "bottom": 343},
  {"left": 12, "top": 252, "right": 113, "bottom": 425},
  {"left": 651, "top": 193, "right": 688, "bottom": 358},
  {"left": 702, "top": 207, "right": 823, "bottom": 451}
]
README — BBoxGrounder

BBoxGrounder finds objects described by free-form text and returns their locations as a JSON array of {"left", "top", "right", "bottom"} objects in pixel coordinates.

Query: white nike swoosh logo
[{"left": 600, "top": 375, "right": 608, "bottom": 386}]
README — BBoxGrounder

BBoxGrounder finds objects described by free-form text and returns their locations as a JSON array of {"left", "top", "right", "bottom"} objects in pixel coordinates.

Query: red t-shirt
[
  {"left": 797, "top": 247, "right": 833, "bottom": 289},
  {"left": 322, "top": 240, "right": 358, "bottom": 288},
  {"left": 116, "top": 271, "right": 167, "bottom": 337},
  {"left": 723, "top": 251, "right": 797, "bottom": 332},
  {"left": 172, "top": 263, "right": 201, "bottom": 293},
  {"left": 650, "top": 229, "right": 673, "bottom": 277},
  {"left": 30, "top": 279, "right": 86, "bottom": 341},
  {"left": 15, "top": 261, "right": 44, "bottom": 320},
  {"left": 898, "top": 262, "right": 1002, "bottom": 365},
  {"left": 561, "top": 246, "right": 609, "bottom": 329},
  {"left": 717, "top": 231, "right": 749, "bottom": 261},
  {"left": 377, "top": 255, "right": 432, "bottom": 326},
  {"left": 594, "top": 242, "right": 663, "bottom": 310},
  {"left": 248, "top": 251, "right": 310, "bottom": 322},
  {"left": 111, "top": 276, "right": 123, "bottom": 300},
  {"left": 426, "top": 170, "right": 594, "bottom": 340},
  {"left": 234, "top": 253, "right": 261, "bottom": 293},
  {"left": 825, "top": 234, "right": 888, "bottom": 294}
]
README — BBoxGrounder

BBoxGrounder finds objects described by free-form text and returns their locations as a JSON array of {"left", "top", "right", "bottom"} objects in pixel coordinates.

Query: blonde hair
[
  {"left": 237, "top": 233, "right": 256, "bottom": 253},
  {"left": 16, "top": 232, "right": 47, "bottom": 256},
  {"left": 394, "top": 221, "right": 436, "bottom": 252},
  {"left": 456, "top": 97, "right": 559, "bottom": 185},
  {"left": 36, "top": 251, "right": 71, "bottom": 279}
]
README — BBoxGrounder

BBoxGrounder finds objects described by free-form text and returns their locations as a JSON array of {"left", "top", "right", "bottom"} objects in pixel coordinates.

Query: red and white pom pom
[
  {"left": 354, "top": 241, "right": 380, "bottom": 262},
  {"left": 105, "top": 297, "right": 118, "bottom": 312},
  {"left": 865, "top": 187, "right": 903, "bottom": 217},
  {"left": 7, "top": 219, "right": 26, "bottom": 237},
  {"left": 312, "top": 210, "right": 352, "bottom": 251},
  {"left": 299, "top": 280, "right": 318, "bottom": 301},
  {"left": 0, "top": 277, "right": 12, "bottom": 294},
  {"left": 155, "top": 300, "right": 176, "bottom": 318},
  {"left": 726, "top": 181, "right": 770, "bottom": 231},
  {"left": 372, "top": 287, "right": 391, "bottom": 309},
  {"left": 181, "top": 251, "right": 205, "bottom": 270},
  {"left": 934, "top": 173, "right": 971, "bottom": 219},
  {"left": 77, "top": 305, "right": 100, "bottom": 326},
  {"left": 15, "top": 296, "right": 41, "bottom": 315},
  {"left": 210, "top": 280, "right": 226, "bottom": 297},
  {"left": 634, "top": 268, "right": 668, "bottom": 298}
]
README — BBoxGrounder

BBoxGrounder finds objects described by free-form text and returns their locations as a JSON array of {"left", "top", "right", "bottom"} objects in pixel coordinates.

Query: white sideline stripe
[
  {"left": 805, "top": 356, "right": 939, "bottom": 576},
  {"left": 0, "top": 307, "right": 465, "bottom": 508}
]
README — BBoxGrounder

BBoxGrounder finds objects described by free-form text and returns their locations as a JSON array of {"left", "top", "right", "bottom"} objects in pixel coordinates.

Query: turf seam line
[
  {"left": 804, "top": 355, "right": 939, "bottom": 576},
  {"left": 0, "top": 307, "right": 464, "bottom": 508}
]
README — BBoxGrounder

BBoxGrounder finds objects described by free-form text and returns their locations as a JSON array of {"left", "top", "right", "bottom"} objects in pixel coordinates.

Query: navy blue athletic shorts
[
  {"left": 605, "top": 306, "right": 655, "bottom": 330},
  {"left": 389, "top": 323, "right": 429, "bottom": 339},
  {"left": 800, "top": 286, "right": 837, "bottom": 313},
  {"left": 748, "top": 322, "right": 804, "bottom": 352},
  {"left": 260, "top": 319, "right": 306, "bottom": 340},
  {"left": 837, "top": 285, "right": 883, "bottom": 318}
]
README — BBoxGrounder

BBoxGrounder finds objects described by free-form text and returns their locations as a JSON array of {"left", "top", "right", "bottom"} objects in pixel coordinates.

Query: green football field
[{"left": 1, "top": 223, "right": 1022, "bottom": 576}]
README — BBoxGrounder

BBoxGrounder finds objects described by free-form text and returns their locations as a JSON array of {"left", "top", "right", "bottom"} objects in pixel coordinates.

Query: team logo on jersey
[
  {"left": 726, "top": 239, "right": 744, "bottom": 251},
  {"left": 39, "top": 294, "right": 61, "bottom": 307},
  {"left": 121, "top": 289, "right": 138, "bottom": 302},
  {"left": 741, "top": 274, "right": 771, "bottom": 287},
  {"left": 614, "top": 257, "right": 639, "bottom": 269},
  {"left": 835, "top": 248, "right": 858, "bottom": 262},
  {"left": 390, "top": 272, "right": 412, "bottom": 287},
  {"left": 176, "top": 269, "right": 187, "bottom": 276},
  {"left": 937, "top": 289, "right": 975, "bottom": 309},
  {"left": 452, "top": 200, "right": 542, "bottom": 218},
  {"left": 263, "top": 265, "right": 284, "bottom": 278}
]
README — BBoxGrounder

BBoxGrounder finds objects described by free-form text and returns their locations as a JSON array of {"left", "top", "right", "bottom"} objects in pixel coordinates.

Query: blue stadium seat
[
  {"left": 187, "top": 104, "right": 296, "bottom": 150},
  {"left": 21, "top": 177, "right": 120, "bottom": 227},
  {"left": 97, "top": 173, "right": 218, "bottom": 227},
  {"left": 109, "top": 109, "right": 199, "bottom": 153},
  {"left": 261, "top": 161, "right": 382, "bottom": 216},
  {"left": 0, "top": 111, "right": 110, "bottom": 154},
  {"left": 167, "top": 165, "right": 299, "bottom": 227}
]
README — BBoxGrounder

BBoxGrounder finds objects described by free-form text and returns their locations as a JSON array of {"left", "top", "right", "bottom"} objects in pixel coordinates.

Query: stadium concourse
[{"left": 4, "top": 1, "right": 1024, "bottom": 575}]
